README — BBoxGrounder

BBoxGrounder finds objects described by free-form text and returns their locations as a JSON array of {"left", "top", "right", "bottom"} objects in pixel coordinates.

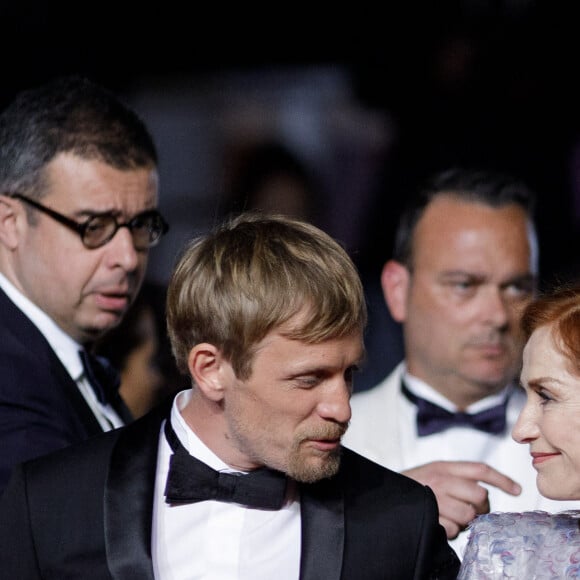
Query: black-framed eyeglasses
[{"left": 8, "top": 193, "right": 169, "bottom": 250}]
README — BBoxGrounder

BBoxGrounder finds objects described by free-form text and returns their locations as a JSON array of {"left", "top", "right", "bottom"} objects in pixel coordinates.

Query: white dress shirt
[
  {"left": 0, "top": 272, "right": 123, "bottom": 430},
  {"left": 344, "top": 362, "right": 580, "bottom": 558},
  {"left": 152, "top": 390, "right": 301, "bottom": 580}
]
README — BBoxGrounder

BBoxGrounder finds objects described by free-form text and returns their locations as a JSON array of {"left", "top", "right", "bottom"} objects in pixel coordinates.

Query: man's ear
[
  {"left": 187, "top": 343, "right": 229, "bottom": 402},
  {"left": 0, "top": 197, "right": 22, "bottom": 250},
  {"left": 380, "top": 259, "right": 410, "bottom": 323}
]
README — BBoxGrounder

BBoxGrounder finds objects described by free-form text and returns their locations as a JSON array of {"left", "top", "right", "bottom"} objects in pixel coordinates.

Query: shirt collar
[
  {"left": 402, "top": 363, "right": 513, "bottom": 414},
  {"left": 170, "top": 389, "right": 241, "bottom": 473}
]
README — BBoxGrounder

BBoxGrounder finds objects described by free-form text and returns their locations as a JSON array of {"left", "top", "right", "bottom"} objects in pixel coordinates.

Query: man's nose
[
  {"left": 105, "top": 226, "right": 141, "bottom": 271},
  {"left": 317, "top": 380, "right": 352, "bottom": 424}
]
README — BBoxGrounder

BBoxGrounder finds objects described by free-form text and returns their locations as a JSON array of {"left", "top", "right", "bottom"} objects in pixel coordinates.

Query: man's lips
[
  {"left": 307, "top": 438, "right": 342, "bottom": 452},
  {"left": 471, "top": 343, "right": 506, "bottom": 356},
  {"left": 94, "top": 292, "right": 131, "bottom": 311}
]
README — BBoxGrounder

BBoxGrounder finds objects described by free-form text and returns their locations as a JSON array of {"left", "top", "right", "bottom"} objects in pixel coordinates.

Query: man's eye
[
  {"left": 86, "top": 223, "right": 107, "bottom": 233},
  {"left": 295, "top": 376, "right": 320, "bottom": 388},
  {"left": 455, "top": 281, "right": 473, "bottom": 289},
  {"left": 450, "top": 280, "right": 477, "bottom": 295},
  {"left": 130, "top": 216, "right": 150, "bottom": 230},
  {"left": 504, "top": 282, "right": 535, "bottom": 300},
  {"left": 85, "top": 217, "right": 111, "bottom": 232}
]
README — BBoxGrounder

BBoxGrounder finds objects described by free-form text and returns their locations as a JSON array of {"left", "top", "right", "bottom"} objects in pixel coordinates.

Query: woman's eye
[{"left": 537, "top": 389, "right": 553, "bottom": 404}]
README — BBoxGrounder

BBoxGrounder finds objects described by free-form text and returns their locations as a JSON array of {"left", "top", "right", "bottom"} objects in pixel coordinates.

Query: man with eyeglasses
[{"left": 0, "top": 75, "right": 169, "bottom": 495}]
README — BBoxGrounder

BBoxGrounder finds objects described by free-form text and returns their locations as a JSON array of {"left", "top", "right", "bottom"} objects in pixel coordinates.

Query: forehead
[
  {"left": 252, "top": 326, "right": 365, "bottom": 369},
  {"left": 413, "top": 196, "right": 534, "bottom": 273},
  {"left": 43, "top": 152, "right": 159, "bottom": 208},
  {"left": 522, "top": 325, "right": 575, "bottom": 382}
]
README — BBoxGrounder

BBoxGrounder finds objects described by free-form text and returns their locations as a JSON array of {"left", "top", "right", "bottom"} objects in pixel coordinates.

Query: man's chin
[
  {"left": 467, "top": 358, "right": 517, "bottom": 387},
  {"left": 81, "top": 313, "right": 125, "bottom": 342},
  {"left": 287, "top": 451, "right": 341, "bottom": 483}
]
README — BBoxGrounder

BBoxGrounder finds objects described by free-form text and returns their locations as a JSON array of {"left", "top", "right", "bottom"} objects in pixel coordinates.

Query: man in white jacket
[{"left": 343, "top": 167, "right": 579, "bottom": 558}]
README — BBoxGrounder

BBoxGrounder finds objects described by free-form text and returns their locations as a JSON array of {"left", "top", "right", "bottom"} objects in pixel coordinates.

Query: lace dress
[{"left": 458, "top": 510, "right": 580, "bottom": 579}]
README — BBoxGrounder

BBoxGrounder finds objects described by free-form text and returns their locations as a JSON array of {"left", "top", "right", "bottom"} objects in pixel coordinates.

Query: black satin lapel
[
  {"left": 57, "top": 360, "right": 104, "bottom": 435},
  {"left": 299, "top": 477, "right": 345, "bottom": 580},
  {"left": 105, "top": 400, "right": 172, "bottom": 580},
  {"left": 0, "top": 287, "right": 104, "bottom": 436},
  {"left": 112, "top": 392, "right": 135, "bottom": 424}
]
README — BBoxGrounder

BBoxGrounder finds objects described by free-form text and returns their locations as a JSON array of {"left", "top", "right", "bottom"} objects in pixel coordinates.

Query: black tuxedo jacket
[
  {"left": 0, "top": 286, "right": 132, "bottom": 493},
  {"left": 0, "top": 398, "right": 459, "bottom": 579}
]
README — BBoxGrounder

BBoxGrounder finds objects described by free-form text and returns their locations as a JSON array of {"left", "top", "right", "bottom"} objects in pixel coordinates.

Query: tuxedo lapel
[
  {"left": 104, "top": 396, "right": 345, "bottom": 580},
  {"left": 53, "top": 352, "right": 105, "bottom": 436},
  {"left": 0, "top": 286, "right": 105, "bottom": 437},
  {"left": 105, "top": 401, "right": 170, "bottom": 579},
  {"left": 345, "top": 363, "right": 406, "bottom": 469},
  {"left": 299, "top": 475, "right": 345, "bottom": 580},
  {"left": 110, "top": 390, "right": 135, "bottom": 424}
]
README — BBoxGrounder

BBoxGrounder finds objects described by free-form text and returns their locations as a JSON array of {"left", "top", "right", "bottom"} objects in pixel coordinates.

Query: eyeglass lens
[{"left": 82, "top": 212, "right": 167, "bottom": 249}]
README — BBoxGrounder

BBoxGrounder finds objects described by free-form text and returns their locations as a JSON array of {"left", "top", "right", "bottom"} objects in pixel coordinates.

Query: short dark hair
[
  {"left": 393, "top": 167, "right": 537, "bottom": 267},
  {"left": 0, "top": 75, "right": 157, "bottom": 199}
]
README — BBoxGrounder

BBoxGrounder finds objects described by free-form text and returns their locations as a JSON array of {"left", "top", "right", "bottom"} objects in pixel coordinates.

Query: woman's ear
[
  {"left": 187, "top": 343, "right": 229, "bottom": 402},
  {"left": 380, "top": 259, "right": 410, "bottom": 323}
]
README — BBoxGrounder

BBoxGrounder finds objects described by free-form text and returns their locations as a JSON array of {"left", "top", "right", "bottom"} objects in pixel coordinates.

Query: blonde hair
[{"left": 167, "top": 212, "right": 366, "bottom": 379}]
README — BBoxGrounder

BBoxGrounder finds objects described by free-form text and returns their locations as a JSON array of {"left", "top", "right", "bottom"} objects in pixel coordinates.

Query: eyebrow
[
  {"left": 525, "top": 376, "right": 565, "bottom": 389},
  {"left": 74, "top": 207, "right": 157, "bottom": 220},
  {"left": 439, "top": 271, "right": 537, "bottom": 286},
  {"left": 438, "top": 271, "right": 486, "bottom": 282}
]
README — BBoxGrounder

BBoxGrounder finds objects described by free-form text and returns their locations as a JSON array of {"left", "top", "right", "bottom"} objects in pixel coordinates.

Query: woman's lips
[{"left": 531, "top": 452, "right": 560, "bottom": 466}]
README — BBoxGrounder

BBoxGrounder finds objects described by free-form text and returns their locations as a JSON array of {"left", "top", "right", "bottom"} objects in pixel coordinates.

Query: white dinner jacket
[{"left": 344, "top": 362, "right": 580, "bottom": 557}]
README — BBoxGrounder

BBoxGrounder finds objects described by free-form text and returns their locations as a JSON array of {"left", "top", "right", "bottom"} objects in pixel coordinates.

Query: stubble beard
[
  {"left": 286, "top": 444, "right": 342, "bottom": 483},
  {"left": 285, "top": 423, "right": 347, "bottom": 483}
]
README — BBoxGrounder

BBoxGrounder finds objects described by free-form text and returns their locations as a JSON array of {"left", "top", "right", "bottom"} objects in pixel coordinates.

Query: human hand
[{"left": 403, "top": 461, "right": 522, "bottom": 539}]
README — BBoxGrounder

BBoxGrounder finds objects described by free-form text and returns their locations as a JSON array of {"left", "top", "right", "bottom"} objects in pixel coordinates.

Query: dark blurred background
[{"left": 3, "top": 1, "right": 579, "bottom": 389}]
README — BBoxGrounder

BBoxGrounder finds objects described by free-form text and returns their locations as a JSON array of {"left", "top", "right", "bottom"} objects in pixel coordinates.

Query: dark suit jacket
[
  {"left": 0, "top": 286, "right": 132, "bottom": 493},
  {"left": 0, "top": 399, "right": 459, "bottom": 579}
]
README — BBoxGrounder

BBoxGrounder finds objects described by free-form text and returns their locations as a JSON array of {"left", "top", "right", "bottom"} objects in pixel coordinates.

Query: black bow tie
[
  {"left": 79, "top": 349, "right": 121, "bottom": 405},
  {"left": 401, "top": 381, "right": 508, "bottom": 437},
  {"left": 164, "top": 418, "right": 288, "bottom": 510}
]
